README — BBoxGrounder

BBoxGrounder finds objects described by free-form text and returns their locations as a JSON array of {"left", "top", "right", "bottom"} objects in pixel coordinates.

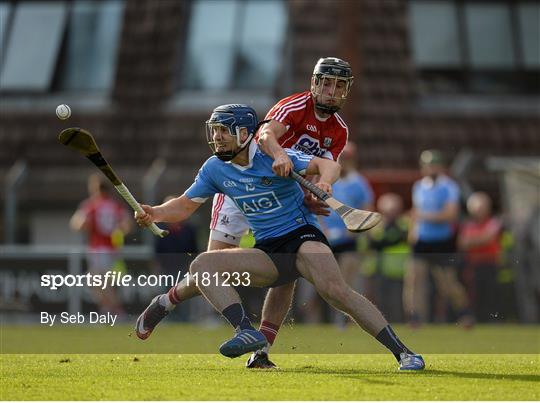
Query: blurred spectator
[
  {"left": 70, "top": 174, "right": 131, "bottom": 315},
  {"left": 514, "top": 205, "right": 540, "bottom": 323},
  {"left": 153, "top": 195, "right": 199, "bottom": 322},
  {"left": 458, "top": 192, "right": 503, "bottom": 322},
  {"left": 403, "top": 150, "right": 472, "bottom": 327},
  {"left": 368, "top": 193, "right": 409, "bottom": 322}
]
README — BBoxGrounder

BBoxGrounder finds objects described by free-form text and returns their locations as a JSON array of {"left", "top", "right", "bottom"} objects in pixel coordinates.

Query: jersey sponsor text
[{"left": 233, "top": 191, "right": 283, "bottom": 216}]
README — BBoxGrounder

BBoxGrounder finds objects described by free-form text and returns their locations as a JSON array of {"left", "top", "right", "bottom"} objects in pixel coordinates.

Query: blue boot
[
  {"left": 399, "top": 353, "right": 425, "bottom": 370},
  {"left": 219, "top": 329, "right": 267, "bottom": 358}
]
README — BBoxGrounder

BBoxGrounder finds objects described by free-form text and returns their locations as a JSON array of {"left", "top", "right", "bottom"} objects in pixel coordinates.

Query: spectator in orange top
[{"left": 458, "top": 192, "right": 503, "bottom": 322}]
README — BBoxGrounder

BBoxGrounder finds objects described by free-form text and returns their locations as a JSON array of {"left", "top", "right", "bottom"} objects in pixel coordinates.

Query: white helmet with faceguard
[
  {"left": 311, "top": 57, "right": 354, "bottom": 114},
  {"left": 206, "top": 104, "right": 259, "bottom": 161}
]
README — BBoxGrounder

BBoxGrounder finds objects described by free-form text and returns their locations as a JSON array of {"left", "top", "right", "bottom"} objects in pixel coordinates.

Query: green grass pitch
[{"left": 1, "top": 324, "right": 539, "bottom": 400}]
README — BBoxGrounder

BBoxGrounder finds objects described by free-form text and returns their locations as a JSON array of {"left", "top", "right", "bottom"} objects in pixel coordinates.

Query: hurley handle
[
  {"left": 114, "top": 184, "right": 169, "bottom": 238},
  {"left": 290, "top": 171, "right": 330, "bottom": 201}
]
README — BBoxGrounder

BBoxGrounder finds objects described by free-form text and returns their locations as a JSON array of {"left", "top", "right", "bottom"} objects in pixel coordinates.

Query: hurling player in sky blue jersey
[
  {"left": 134, "top": 104, "right": 424, "bottom": 370},
  {"left": 208, "top": 58, "right": 354, "bottom": 370}
]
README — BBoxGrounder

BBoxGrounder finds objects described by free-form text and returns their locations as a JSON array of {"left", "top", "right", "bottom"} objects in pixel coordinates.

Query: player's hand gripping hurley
[
  {"left": 290, "top": 171, "right": 381, "bottom": 232},
  {"left": 58, "top": 127, "right": 168, "bottom": 238}
]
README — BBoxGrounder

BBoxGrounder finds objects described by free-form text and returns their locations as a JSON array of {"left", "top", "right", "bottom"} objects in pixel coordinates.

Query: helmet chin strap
[
  {"left": 315, "top": 103, "right": 339, "bottom": 115},
  {"left": 215, "top": 151, "right": 236, "bottom": 161}
]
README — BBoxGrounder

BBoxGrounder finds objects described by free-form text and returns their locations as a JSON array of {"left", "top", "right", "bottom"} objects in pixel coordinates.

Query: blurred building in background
[{"left": 1, "top": 0, "right": 538, "bottom": 322}]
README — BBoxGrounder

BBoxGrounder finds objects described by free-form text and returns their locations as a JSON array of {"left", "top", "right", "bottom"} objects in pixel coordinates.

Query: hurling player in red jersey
[{"left": 70, "top": 174, "right": 132, "bottom": 315}]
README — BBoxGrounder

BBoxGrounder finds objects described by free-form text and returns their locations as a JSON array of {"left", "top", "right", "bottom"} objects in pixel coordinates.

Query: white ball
[{"left": 56, "top": 104, "right": 71, "bottom": 120}]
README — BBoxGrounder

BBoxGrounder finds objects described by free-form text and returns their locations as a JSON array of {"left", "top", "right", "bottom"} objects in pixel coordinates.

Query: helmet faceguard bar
[
  {"left": 206, "top": 123, "right": 234, "bottom": 160},
  {"left": 311, "top": 75, "right": 354, "bottom": 114},
  {"left": 312, "top": 74, "right": 354, "bottom": 99}
]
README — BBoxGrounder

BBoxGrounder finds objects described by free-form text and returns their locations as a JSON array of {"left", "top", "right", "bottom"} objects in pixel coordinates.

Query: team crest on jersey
[
  {"left": 323, "top": 137, "right": 332, "bottom": 147},
  {"left": 261, "top": 177, "right": 273, "bottom": 186},
  {"left": 233, "top": 191, "right": 282, "bottom": 216}
]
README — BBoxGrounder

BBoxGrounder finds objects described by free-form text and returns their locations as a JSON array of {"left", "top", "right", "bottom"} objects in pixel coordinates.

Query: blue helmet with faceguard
[{"left": 206, "top": 104, "right": 259, "bottom": 161}]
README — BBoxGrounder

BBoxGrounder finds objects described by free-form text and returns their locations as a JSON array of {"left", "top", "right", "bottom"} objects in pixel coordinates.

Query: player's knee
[
  {"left": 333, "top": 285, "right": 353, "bottom": 308},
  {"left": 189, "top": 252, "right": 211, "bottom": 275},
  {"left": 317, "top": 280, "right": 348, "bottom": 305},
  {"left": 324, "top": 292, "right": 348, "bottom": 312}
]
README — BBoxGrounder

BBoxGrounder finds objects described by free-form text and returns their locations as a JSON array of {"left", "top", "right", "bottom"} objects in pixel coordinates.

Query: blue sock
[
  {"left": 221, "top": 303, "right": 254, "bottom": 331},
  {"left": 376, "top": 325, "right": 414, "bottom": 362}
]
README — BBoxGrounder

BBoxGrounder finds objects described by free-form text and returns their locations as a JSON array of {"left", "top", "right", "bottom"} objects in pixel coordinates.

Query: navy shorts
[
  {"left": 254, "top": 225, "right": 330, "bottom": 288},
  {"left": 331, "top": 240, "right": 357, "bottom": 254}
]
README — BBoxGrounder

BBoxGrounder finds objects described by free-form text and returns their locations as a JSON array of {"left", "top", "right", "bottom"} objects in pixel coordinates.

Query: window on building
[
  {"left": 55, "top": 0, "right": 124, "bottom": 91},
  {"left": 180, "top": 0, "right": 287, "bottom": 91},
  {"left": 519, "top": 3, "right": 540, "bottom": 68},
  {"left": 0, "top": 2, "right": 68, "bottom": 92},
  {"left": 0, "top": 0, "right": 124, "bottom": 93},
  {"left": 0, "top": 3, "right": 13, "bottom": 60},
  {"left": 409, "top": 0, "right": 540, "bottom": 95},
  {"left": 410, "top": 2, "right": 461, "bottom": 67}
]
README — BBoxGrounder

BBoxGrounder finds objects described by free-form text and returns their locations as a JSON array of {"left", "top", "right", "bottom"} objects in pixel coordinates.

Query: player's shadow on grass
[
  {"left": 285, "top": 366, "right": 371, "bottom": 375},
  {"left": 281, "top": 367, "right": 539, "bottom": 384},
  {"left": 427, "top": 369, "right": 540, "bottom": 383},
  {"left": 281, "top": 368, "right": 396, "bottom": 385}
]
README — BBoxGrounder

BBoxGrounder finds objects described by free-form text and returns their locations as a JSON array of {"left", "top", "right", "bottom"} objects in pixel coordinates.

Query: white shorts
[{"left": 209, "top": 193, "right": 249, "bottom": 246}]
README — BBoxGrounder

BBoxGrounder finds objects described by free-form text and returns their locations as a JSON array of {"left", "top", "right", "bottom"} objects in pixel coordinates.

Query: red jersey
[
  {"left": 78, "top": 195, "right": 128, "bottom": 250},
  {"left": 264, "top": 91, "right": 348, "bottom": 161},
  {"left": 460, "top": 217, "right": 502, "bottom": 265}
]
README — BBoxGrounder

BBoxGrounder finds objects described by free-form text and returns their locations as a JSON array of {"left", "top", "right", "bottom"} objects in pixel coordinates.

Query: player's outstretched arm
[
  {"left": 135, "top": 194, "right": 201, "bottom": 228},
  {"left": 305, "top": 157, "right": 341, "bottom": 191}
]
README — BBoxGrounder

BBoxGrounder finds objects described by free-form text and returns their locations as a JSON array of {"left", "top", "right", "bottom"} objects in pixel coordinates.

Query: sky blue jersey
[
  {"left": 412, "top": 174, "right": 460, "bottom": 241},
  {"left": 185, "top": 143, "right": 320, "bottom": 242},
  {"left": 320, "top": 171, "right": 374, "bottom": 246}
]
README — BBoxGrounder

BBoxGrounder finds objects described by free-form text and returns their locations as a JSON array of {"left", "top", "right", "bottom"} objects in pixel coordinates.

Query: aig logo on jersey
[{"left": 233, "top": 191, "right": 282, "bottom": 216}]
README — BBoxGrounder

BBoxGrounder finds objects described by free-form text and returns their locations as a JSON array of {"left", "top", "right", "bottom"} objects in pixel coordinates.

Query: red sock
[
  {"left": 168, "top": 286, "right": 181, "bottom": 305},
  {"left": 259, "top": 320, "right": 280, "bottom": 345}
]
